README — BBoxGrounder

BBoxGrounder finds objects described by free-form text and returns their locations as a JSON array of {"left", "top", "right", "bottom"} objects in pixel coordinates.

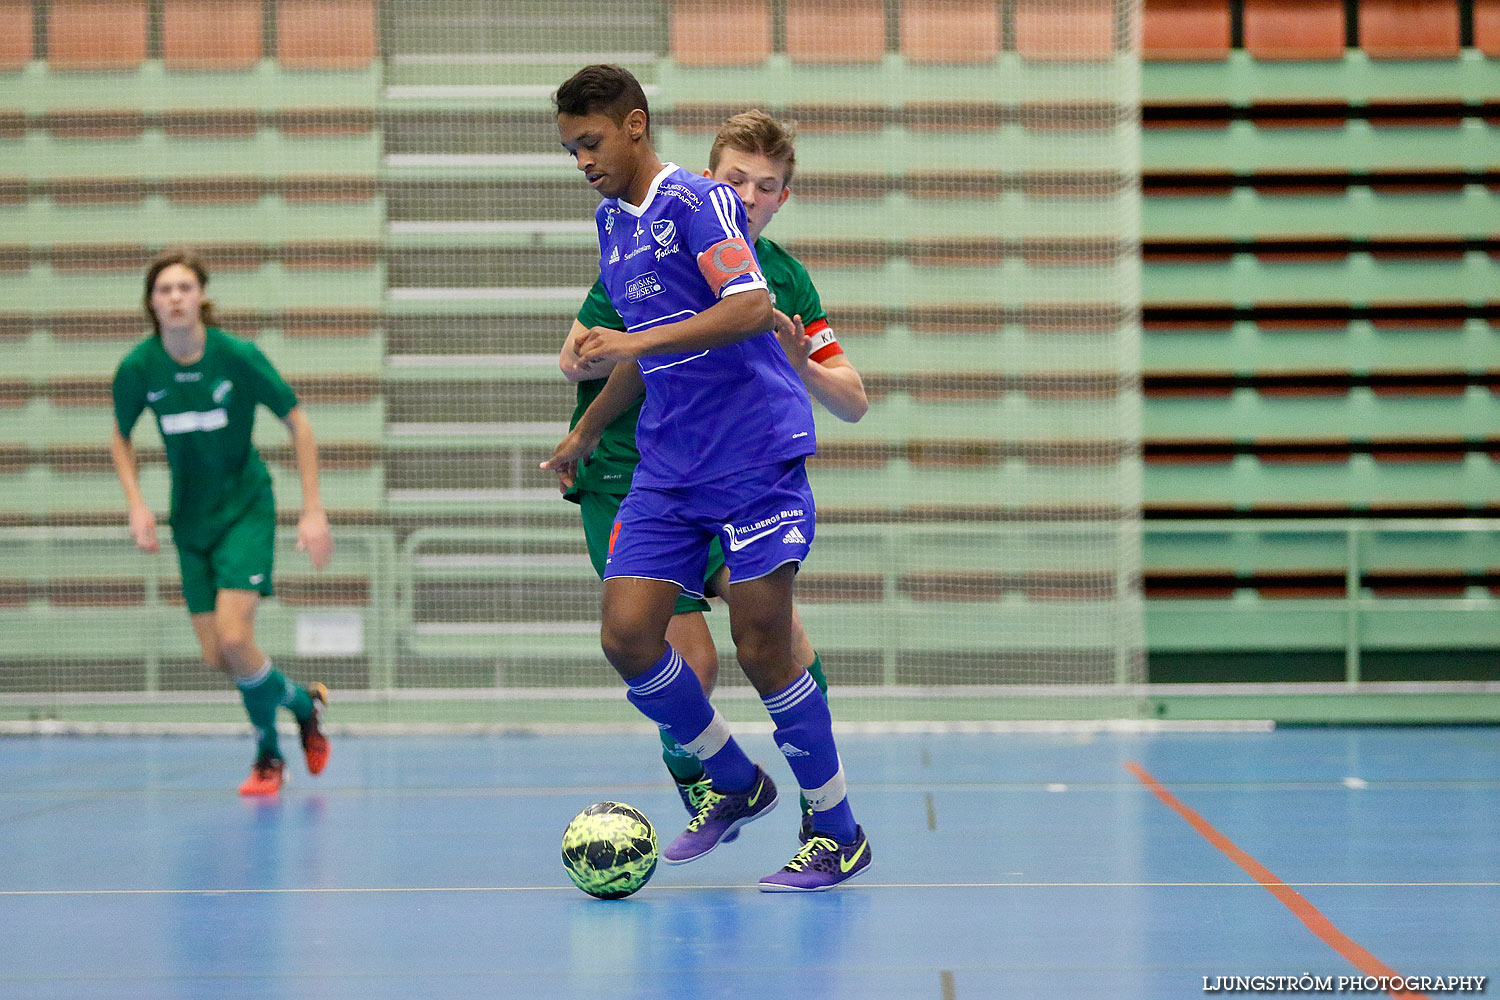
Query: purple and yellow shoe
[
  {"left": 676, "top": 774, "right": 738, "bottom": 844},
  {"left": 662, "top": 765, "right": 777, "bottom": 864},
  {"left": 759, "top": 825, "right": 872, "bottom": 892}
]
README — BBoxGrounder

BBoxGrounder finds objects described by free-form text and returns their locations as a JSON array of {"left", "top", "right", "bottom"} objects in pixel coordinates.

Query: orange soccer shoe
[
  {"left": 298, "top": 683, "right": 330, "bottom": 776},
  {"left": 239, "top": 755, "right": 285, "bottom": 796}
]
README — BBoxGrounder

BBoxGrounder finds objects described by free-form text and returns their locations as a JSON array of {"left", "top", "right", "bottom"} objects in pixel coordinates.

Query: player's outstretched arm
[
  {"left": 774, "top": 310, "right": 868, "bottom": 423},
  {"left": 108, "top": 426, "right": 159, "bottom": 553},
  {"left": 559, "top": 319, "right": 617, "bottom": 383},
  {"left": 282, "top": 407, "right": 333, "bottom": 569},
  {"left": 540, "top": 361, "right": 645, "bottom": 490},
  {"left": 575, "top": 288, "right": 773, "bottom": 364}
]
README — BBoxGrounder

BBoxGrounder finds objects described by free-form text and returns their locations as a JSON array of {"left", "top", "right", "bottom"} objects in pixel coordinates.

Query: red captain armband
[
  {"left": 804, "top": 317, "right": 843, "bottom": 363},
  {"left": 697, "top": 237, "right": 758, "bottom": 296}
]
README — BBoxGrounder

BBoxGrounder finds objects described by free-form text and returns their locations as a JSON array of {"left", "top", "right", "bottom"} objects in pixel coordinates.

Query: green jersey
[
  {"left": 112, "top": 327, "right": 299, "bottom": 548},
  {"left": 566, "top": 235, "right": 838, "bottom": 498}
]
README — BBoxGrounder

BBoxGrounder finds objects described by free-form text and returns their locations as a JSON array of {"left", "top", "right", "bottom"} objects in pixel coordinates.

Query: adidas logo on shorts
[{"left": 782, "top": 526, "right": 808, "bottom": 545}]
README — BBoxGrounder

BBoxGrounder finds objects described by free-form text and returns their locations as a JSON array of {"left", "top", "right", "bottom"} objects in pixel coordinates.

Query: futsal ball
[{"left": 561, "top": 801, "right": 659, "bottom": 899}]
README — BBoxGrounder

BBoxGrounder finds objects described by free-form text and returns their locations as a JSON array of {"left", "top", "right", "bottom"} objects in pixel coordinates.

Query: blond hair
[{"left": 708, "top": 109, "right": 797, "bottom": 187}]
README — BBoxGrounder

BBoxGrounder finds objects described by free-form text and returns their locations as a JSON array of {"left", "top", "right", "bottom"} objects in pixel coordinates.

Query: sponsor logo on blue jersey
[{"left": 626, "top": 272, "right": 664, "bottom": 303}]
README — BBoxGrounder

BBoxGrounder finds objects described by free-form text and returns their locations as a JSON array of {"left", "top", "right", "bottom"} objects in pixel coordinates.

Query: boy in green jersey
[
  {"left": 109, "top": 250, "right": 335, "bottom": 796},
  {"left": 552, "top": 111, "right": 868, "bottom": 832}
]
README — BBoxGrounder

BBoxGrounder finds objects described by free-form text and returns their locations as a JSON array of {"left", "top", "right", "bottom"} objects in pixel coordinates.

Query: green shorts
[
  {"left": 175, "top": 497, "right": 276, "bottom": 614},
  {"left": 577, "top": 488, "right": 723, "bottom": 615}
]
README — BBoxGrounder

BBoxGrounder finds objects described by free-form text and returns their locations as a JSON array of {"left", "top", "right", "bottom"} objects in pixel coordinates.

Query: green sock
[
  {"left": 660, "top": 729, "right": 706, "bottom": 783},
  {"left": 799, "top": 652, "right": 828, "bottom": 815},
  {"left": 807, "top": 652, "right": 828, "bottom": 695},
  {"left": 235, "top": 661, "right": 313, "bottom": 760}
]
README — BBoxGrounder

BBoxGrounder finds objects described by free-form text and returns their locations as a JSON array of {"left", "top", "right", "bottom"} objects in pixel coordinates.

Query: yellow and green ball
[{"left": 561, "top": 801, "right": 659, "bottom": 899}]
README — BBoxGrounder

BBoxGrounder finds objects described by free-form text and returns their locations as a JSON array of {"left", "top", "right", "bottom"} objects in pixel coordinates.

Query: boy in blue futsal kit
[{"left": 544, "top": 65, "right": 870, "bottom": 890}]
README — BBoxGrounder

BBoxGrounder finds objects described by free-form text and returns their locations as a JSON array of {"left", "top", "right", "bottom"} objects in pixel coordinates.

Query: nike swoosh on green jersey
[{"left": 839, "top": 840, "right": 869, "bottom": 873}]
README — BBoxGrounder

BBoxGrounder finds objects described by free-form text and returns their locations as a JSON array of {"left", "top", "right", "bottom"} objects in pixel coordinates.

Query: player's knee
[
  {"left": 729, "top": 624, "right": 792, "bottom": 674},
  {"left": 216, "top": 630, "right": 255, "bottom": 669},
  {"left": 599, "top": 618, "right": 659, "bottom": 676}
]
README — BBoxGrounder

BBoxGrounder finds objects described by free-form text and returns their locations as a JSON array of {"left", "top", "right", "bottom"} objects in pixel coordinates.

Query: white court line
[{"left": 4, "top": 881, "right": 1495, "bottom": 897}]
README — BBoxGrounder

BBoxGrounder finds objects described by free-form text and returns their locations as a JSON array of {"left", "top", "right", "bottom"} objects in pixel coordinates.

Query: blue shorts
[{"left": 604, "top": 459, "right": 815, "bottom": 599}]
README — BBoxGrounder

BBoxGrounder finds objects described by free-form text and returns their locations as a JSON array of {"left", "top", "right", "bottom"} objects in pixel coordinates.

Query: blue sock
[
  {"left": 763, "top": 670, "right": 857, "bottom": 842},
  {"left": 625, "top": 645, "right": 756, "bottom": 793}
]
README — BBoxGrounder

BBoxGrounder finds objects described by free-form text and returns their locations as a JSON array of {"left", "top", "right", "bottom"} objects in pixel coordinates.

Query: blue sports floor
[{"left": 2, "top": 727, "right": 1496, "bottom": 999}]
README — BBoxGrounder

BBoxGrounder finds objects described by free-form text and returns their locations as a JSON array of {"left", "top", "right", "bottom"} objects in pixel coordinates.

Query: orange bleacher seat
[
  {"left": 786, "top": 0, "right": 886, "bottom": 64},
  {"left": 1242, "top": 0, "right": 1345, "bottom": 60},
  {"left": 276, "top": 0, "right": 377, "bottom": 69},
  {"left": 899, "top": 0, "right": 1000, "bottom": 64},
  {"left": 670, "top": 0, "right": 771, "bottom": 66},
  {"left": 1478, "top": 0, "right": 1500, "bottom": 57},
  {"left": 48, "top": 1, "right": 149, "bottom": 71},
  {"left": 0, "top": 1, "right": 32, "bottom": 70},
  {"left": 163, "top": 1, "right": 264, "bottom": 70},
  {"left": 1359, "top": 0, "right": 1459, "bottom": 59},
  {"left": 1015, "top": 0, "right": 1116, "bottom": 62},
  {"left": 1143, "top": 0, "right": 1231, "bottom": 61}
]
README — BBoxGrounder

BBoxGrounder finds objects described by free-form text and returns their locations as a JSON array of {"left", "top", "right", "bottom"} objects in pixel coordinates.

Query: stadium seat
[
  {"left": 163, "top": 1, "right": 264, "bottom": 70},
  {"left": 786, "top": 0, "right": 886, "bottom": 64},
  {"left": 1242, "top": 0, "right": 1345, "bottom": 60},
  {"left": 669, "top": 0, "right": 771, "bottom": 66},
  {"left": 1014, "top": 0, "right": 1116, "bottom": 62},
  {"left": 276, "top": 0, "right": 377, "bottom": 69},
  {"left": 1142, "top": 0, "right": 1231, "bottom": 61},
  {"left": 898, "top": 0, "right": 1000, "bottom": 65},
  {"left": 0, "top": 1, "right": 31, "bottom": 70},
  {"left": 1358, "top": 0, "right": 1460, "bottom": 59},
  {"left": 1478, "top": 0, "right": 1500, "bottom": 57},
  {"left": 47, "top": 1, "right": 149, "bottom": 70}
]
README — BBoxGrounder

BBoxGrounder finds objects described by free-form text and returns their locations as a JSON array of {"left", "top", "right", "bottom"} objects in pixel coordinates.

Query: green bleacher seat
[
  {"left": 1142, "top": 319, "right": 1499, "bottom": 374},
  {"left": 1148, "top": 387, "right": 1500, "bottom": 442},
  {"left": 1144, "top": 48, "right": 1500, "bottom": 103},
  {"left": 1144, "top": 253, "right": 1497, "bottom": 306},
  {"left": 1144, "top": 185, "right": 1495, "bottom": 240},
  {"left": 1142, "top": 119, "right": 1499, "bottom": 173},
  {"left": 1145, "top": 451, "right": 1500, "bottom": 509}
]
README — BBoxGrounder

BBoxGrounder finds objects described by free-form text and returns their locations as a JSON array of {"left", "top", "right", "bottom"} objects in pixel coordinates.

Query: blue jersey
[{"left": 594, "top": 163, "right": 816, "bottom": 489}]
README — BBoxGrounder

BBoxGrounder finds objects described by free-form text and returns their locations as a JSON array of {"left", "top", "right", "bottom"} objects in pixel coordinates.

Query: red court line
[{"left": 1125, "top": 761, "right": 1430, "bottom": 1000}]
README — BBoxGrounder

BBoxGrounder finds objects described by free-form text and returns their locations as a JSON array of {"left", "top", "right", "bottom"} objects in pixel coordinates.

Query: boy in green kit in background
[{"left": 110, "top": 250, "right": 334, "bottom": 796}]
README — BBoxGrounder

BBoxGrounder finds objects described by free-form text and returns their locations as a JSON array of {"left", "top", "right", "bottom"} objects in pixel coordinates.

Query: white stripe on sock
[
  {"left": 803, "top": 761, "right": 848, "bottom": 812},
  {"left": 234, "top": 660, "right": 272, "bottom": 690},
  {"left": 626, "top": 649, "right": 684, "bottom": 698},
  {"left": 681, "top": 709, "right": 732, "bottom": 761},
  {"left": 762, "top": 670, "right": 818, "bottom": 715}
]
